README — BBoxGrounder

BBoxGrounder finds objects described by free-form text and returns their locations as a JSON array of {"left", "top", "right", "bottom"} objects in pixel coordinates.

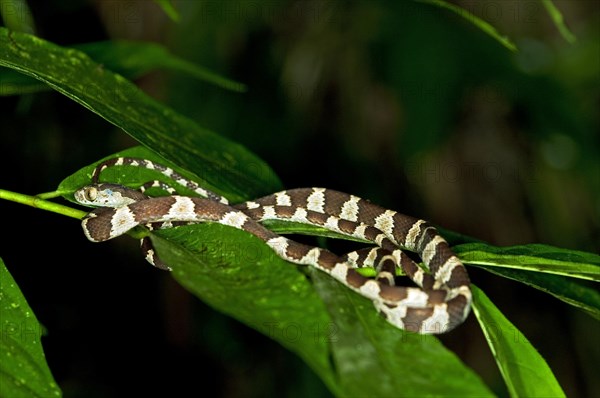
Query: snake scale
[{"left": 74, "top": 157, "right": 472, "bottom": 334}]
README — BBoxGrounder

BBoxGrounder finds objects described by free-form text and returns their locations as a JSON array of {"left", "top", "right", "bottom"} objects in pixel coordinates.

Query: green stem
[
  {"left": 36, "top": 190, "right": 69, "bottom": 199},
  {"left": 541, "top": 0, "right": 577, "bottom": 44},
  {"left": 0, "top": 188, "right": 86, "bottom": 219}
]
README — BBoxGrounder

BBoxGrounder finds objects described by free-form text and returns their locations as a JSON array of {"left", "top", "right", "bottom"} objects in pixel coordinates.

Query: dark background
[{"left": 1, "top": 1, "right": 598, "bottom": 397}]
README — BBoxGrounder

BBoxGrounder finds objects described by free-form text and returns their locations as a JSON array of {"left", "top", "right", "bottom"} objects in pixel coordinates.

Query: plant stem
[
  {"left": 36, "top": 190, "right": 68, "bottom": 199},
  {"left": 0, "top": 188, "right": 86, "bottom": 220}
]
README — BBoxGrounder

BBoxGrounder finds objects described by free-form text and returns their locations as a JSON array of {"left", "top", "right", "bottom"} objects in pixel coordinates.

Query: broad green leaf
[
  {"left": 414, "top": 0, "right": 517, "bottom": 51},
  {"left": 471, "top": 285, "right": 565, "bottom": 398},
  {"left": 0, "top": 257, "right": 62, "bottom": 398},
  {"left": 0, "top": 38, "right": 246, "bottom": 96},
  {"left": 150, "top": 225, "right": 493, "bottom": 397},
  {"left": 311, "top": 270, "right": 493, "bottom": 397},
  {"left": 472, "top": 265, "right": 600, "bottom": 320},
  {"left": 456, "top": 243, "right": 600, "bottom": 318},
  {"left": 541, "top": 0, "right": 576, "bottom": 44},
  {"left": 0, "top": 28, "right": 274, "bottom": 202},
  {"left": 455, "top": 243, "right": 600, "bottom": 281},
  {"left": 59, "top": 146, "right": 234, "bottom": 202},
  {"left": 151, "top": 225, "right": 343, "bottom": 395}
]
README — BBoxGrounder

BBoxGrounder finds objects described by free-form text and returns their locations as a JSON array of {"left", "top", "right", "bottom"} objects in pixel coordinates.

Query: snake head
[{"left": 74, "top": 183, "right": 146, "bottom": 208}]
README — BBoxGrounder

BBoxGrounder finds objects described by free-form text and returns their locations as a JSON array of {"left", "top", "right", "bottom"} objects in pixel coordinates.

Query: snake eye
[{"left": 84, "top": 187, "right": 97, "bottom": 201}]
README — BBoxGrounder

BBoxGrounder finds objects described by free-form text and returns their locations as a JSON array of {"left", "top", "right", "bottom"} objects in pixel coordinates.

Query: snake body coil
[{"left": 74, "top": 158, "right": 472, "bottom": 334}]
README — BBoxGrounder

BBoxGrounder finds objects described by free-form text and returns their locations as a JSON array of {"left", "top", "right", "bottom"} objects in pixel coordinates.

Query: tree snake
[{"left": 74, "top": 157, "right": 472, "bottom": 334}]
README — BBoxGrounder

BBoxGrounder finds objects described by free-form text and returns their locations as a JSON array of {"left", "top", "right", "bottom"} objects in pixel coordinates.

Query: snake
[{"left": 74, "top": 157, "right": 472, "bottom": 334}]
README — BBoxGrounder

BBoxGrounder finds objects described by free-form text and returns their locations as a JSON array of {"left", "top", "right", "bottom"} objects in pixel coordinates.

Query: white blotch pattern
[
  {"left": 162, "top": 167, "right": 174, "bottom": 178},
  {"left": 346, "top": 251, "right": 360, "bottom": 268},
  {"left": 331, "top": 262, "right": 349, "bottom": 281},
  {"left": 324, "top": 216, "right": 340, "bottom": 231},
  {"left": 291, "top": 207, "right": 308, "bottom": 222},
  {"left": 420, "top": 304, "right": 450, "bottom": 334},
  {"left": 359, "top": 280, "right": 382, "bottom": 300},
  {"left": 436, "top": 256, "right": 461, "bottom": 284},
  {"left": 161, "top": 221, "right": 174, "bottom": 229},
  {"left": 416, "top": 225, "right": 436, "bottom": 253},
  {"left": 339, "top": 196, "right": 360, "bottom": 221},
  {"left": 401, "top": 288, "right": 429, "bottom": 308},
  {"left": 261, "top": 206, "right": 278, "bottom": 220},
  {"left": 353, "top": 224, "right": 368, "bottom": 240},
  {"left": 194, "top": 186, "right": 207, "bottom": 196},
  {"left": 375, "top": 302, "right": 406, "bottom": 330},
  {"left": 302, "top": 247, "right": 322, "bottom": 266},
  {"left": 145, "top": 248, "right": 156, "bottom": 264},
  {"left": 405, "top": 219, "right": 426, "bottom": 249},
  {"left": 245, "top": 201, "right": 260, "bottom": 209},
  {"left": 413, "top": 270, "right": 424, "bottom": 287},
  {"left": 458, "top": 286, "right": 473, "bottom": 318},
  {"left": 306, "top": 188, "right": 325, "bottom": 212},
  {"left": 390, "top": 249, "right": 403, "bottom": 264},
  {"left": 374, "top": 233, "right": 387, "bottom": 246},
  {"left": 167, "top": 197, "right": 198, "bottom": 221},
  {"left": 110, "top": 207, "right": 138, "bottom": 237},
  {"left": 365, "top": 248, "right": 379, "bottom": 267},
  {"left": 175, "top": 178, "right": 189, "bottom": 189},
  {"left": 266, "top": 236, "right": 289, "bottom": 258},
  {"left": 275, "top": 191, "right": 292, "bottom": 206},
  {"left": 422, "top": 235, "right": 445, "bottom": 264},
  {"left": 221, "top": 211, "right": 249, "bottom": 229},
  {"left": 374, "top": 210, "right": 396, "bottom": 238}
]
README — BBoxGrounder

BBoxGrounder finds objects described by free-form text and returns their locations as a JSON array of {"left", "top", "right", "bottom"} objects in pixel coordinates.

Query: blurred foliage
[{"left": 1, "top": 0, "right": 598, "bottom": 397}]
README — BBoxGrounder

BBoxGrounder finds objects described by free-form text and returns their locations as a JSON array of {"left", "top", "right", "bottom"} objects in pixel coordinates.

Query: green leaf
[
  {"left": 152, "top": 225, "right": 343, "bottom": 395},
  {"left": 0, "top": 38, "right": 246, "bottom": 96},
  {"left": 472, "top": 265, "right": 600, "bottom": 320},
  {"left": 0, "top": 28, "right": 277, "bottom": 202},
  {"left": 149, "top": 226, "right": 493, "bottom": 397},
  {"left": 59, "top": 146, "right": 235, "bottom": 203},
  {"left": 0, "top": 257, "right": 62, "bottom": 398},
  {"left": 455, "top": 243, "right": 600, "bottom": 281},
  {"left": 415, "top": 0, "right": 517, "bottom": 51},
  {"left": 541, "top": 0, "right": 576, "bottom": 44},
  {"left": 471, "top": 285, "right": 565, "bottom": 398},
  {"left": 312, "top": 271, "right": 493, "bottom": 397}
]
